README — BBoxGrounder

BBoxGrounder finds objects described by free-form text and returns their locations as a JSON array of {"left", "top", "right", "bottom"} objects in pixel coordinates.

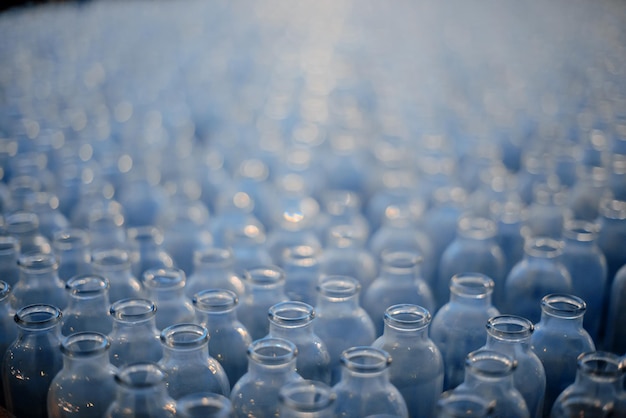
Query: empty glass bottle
[
  {"left": 332, "top": 346, "right": 409, "bottom": 418},
  {"left": 0, "top": 281, "right": 16, "bottom": 408},
  {"left": 1, "top": 304, "right": 64, "bottom": 418},
  {"left": 224, "top": 223, "right": 273, "bottom": 275},
  {"left": 5, "top": 210, "right": 52, "bottom": 255},
  {"left": 595, "top": 198, "right": 626, "bottom": 284},
  {"left": 279, "top": 379, "right": 337, "bottom": 418},
  {"left": 11, "top": 251, "right": 68, "bottom": 310},
  {"left": 91, "top": 248, "right": 144, "bottom": 303},
  {"left": 449, "top": 349, "right": 530, "bottom": 418},
  {"left": 25, "top": 191, "right": 70, "bottom": 241},
  {"left": 108, "top": 298, "right": 163, "bottom": 368},
  {"left": 550, "top": 351, "right": 624, "bottom": 418},
  {"left": 282, "top": 244, "right": 322, "bottom": 305},
  {"left": 0, "top": 235, "right": 20, "bottom": 287},
  {"left": 142, "top": 267, "right": 195, "bottom": 330},
  {"left": 267, "top": 301, "right": 331, "bottom": 384},
  {"left": 605, "top": 263, "right": 626, "bottom": 354},
  {"left": 313, "top": 275, "right": 377, "bottom": 385},
  {"left": 364, "top": 250, "right": 436, "bottom": 336},
  {"left": 47, "top": 332, "right": 118, "bottom": 418},
  {"left": 490, "top": 199, "right": 529, "bottom": 278},
  {"left": 157, "top": 323, "right": 230, "bottom": 399},
  {"left": 530, "top": 294, "right": 595, "bottom": 417},
  {"left": 177, "top": 392, "right": 234, "bottom": 418},
  {"left": 504, "top": 237, "right": 573, "bottom": 324},
  {"left": 527, "top": 179, "right": 570, "bottom": 240},
  {"left": 238, "top": 265, "right": 289, "bottom": 340},
  {"left": 62, "top": 274, "right": 113, "bottom": 335},
  {"left": 193, "top": 289, "right": 252, "bottom": 387},
  {"left": 53, "top": 228, "right": 91, "bottom": 282},
  {"left": 185, "top": 247, "right": 245, "bottom": 298},
  {"left": 372, "top": 304, "right": 444, "bottom": 418},
  {"left": 435, "top": 392, "right": 495, "bottom": 418},
  {"left": 481, "top": 315, "right": 545, "bottom": 418},
  {"left": 430, "top": 273, "right": 500, "bottom": 391},
  {"left": 127, "top": 225, "right": 174, "bottom": 280},
  {"left": 104, "top": 362, "right": 177, "bottom": 418},
  {"left": 230, "top": 337, "right": 303, "bottom": 418}
]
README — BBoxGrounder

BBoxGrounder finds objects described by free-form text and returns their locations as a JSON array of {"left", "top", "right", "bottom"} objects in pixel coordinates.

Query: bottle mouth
[
  {"left": 53, "top": 228, "right": 90, "bottom": 251},
  {"left": 577, "top": 351, "right": 624, "bottom": 379},
  {"left": 91, "top": 248, "right": 131, "bottom": 271},
  {"left": 384, "top": 304, "right": 431, "bottom": 330},
  {"left": 142, "top": 268, "right": 186, "bottom": 290},
  {"left": 563, "top": 220, "right": 600, "bottom": 242},
  {"left": 282, "top": 245, "right": 320, "bottom": 267},
  {"left": 0, "top": 235, "right": 19, "bottom": 256},
  {"left": 327, "top": 224, "right": 368, "bottom": 248},
  {"left": 380, "top": 250, "right": 423, "bottom": 272},
  {"left": 66, "top": 274, "right": 110, "bottom": 297},
  {"left": 599, "top": 198, "right": 626, "bottom": 220},
  {"left": 247, "top": 337, "right": 297, "bottom": 365},
  {"left": 486, "top": 315, "right": 533, "bottom": 341},
  {"left": 278, "top": 380, "right": 336, "bottom": 413},
  {"left": 457, "top": 216, "right": 497, "bottom": 239},
  {"left": 160, "top": 323, "right": 208, "bottom": 349},
  {"left": 523, "top": 236, "right": 564, "bottom": 258},
  {"left": 60, "top": 332, "right": 110, "bottom": 358},
  {"left": 541, "top": 294, "right": 586, "bottom": 318},
  {"left": 17, "top": 252, "right": 58, "bottom": 273},
  {"left": 193, "top": 247, "right": 233, "bottom": 268},
  {"left": 450, "top": 273, "right": 494, "bottom": 298},
  {"left": 317, "top": 275, "right": 360, "bottom": 299},
  {"left": 6, "top": 211, "right": 39, "bottom": 234},
  {"left": 245, "top": 266, "right": 286, "bottom": 287},
  {"left": 115, "top": 362, "right": 166, "bottom": 389},
  {"left": 177, "top": 392, "right": 233, "bottom": 418},
  {"left": 465, "top": 349, "right": 517, "bottom": 377},
  {"left": 340, "top": 347, "right": 392, "bottom": 373},
  {"left": 15, "top": 303, "right": 62, "bottom": 329},
  {"left": 192, "top": 289, "right": 238, "bottom": 313},
  {"left": 109, "top": 298, "right": 157, "bottom": 322},
  {"left": 127, "top": 225, "right": 164, "bottom": 245},
  {"left": 268, "top": 301, "right": 315, "bottom": 328},
  {"left": 321, "top": 190, "right": 361, "bottom": 216}
]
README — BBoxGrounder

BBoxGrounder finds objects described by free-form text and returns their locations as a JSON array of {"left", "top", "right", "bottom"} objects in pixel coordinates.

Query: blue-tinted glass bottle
[
  {"left": 62, "top": 274, "right": 113, "bottom": 335},
  {"left": 142, "top": 267, "right": 195, "bottom": 330},
  {"left": 605, "top": 263, "right": 626, "bottom": 354},
  {"left": 282, "top": 245, "right": 322, "bottom": 306}
]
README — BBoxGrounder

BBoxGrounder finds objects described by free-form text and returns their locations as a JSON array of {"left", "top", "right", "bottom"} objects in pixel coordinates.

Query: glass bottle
[
  {"left": 0, "top": 281, "right": 16, "bottom": 408},
  {"left": 278, "top": 379, "right": 337, "bottom": 418},
  {"left": 1, "top": 304, "right": 64, "bottom": 418},
  {"left": 86, "top": 202, "right": 128, "bottom": 252},
  {"left": 193, "top": 289, "right": 252, "bottom": 387},
  {"left": 127, "top": 225, "right": 174, "bottom": 280},
  {"left": 177, "top": 392, "right": 234, "bottom": 418},
  {"left": 230, "top": 337, "right": 303, "bottom": 418},
  {"left": 490, "top": 199, "right": 529, "bottom": 278},
  {"left": 332, "top": 346, "right": 409, "bottom": 418},
  {"left": 91, "top": 248, "right": 144, "bottom": 303},
  {"left": 605, "top": 263, "right": 626, "bottom": 354},
  {"left": 316, "top": 189, "right": 369, "bottom": 246},
  {"left": 530, "top": 294, "right": 595, "bottom": 417},
  {"left": 238, "top": 265, "right": 289, "bottom": 341},
  {"left": 450, "top": 350, "right": 530, "bottom": 418},
  {"left": 313, "top": 275, "right": 377, "bottom": 385},
  {"left": 282, "top": 245, "right": 322, "bottom": 306},
  {"left": 157, "top": 323, "right": 230, "bottom": 399},
  {"left": 504, "top": 237, "right": 573, "bottom": 324},
  {"left": 527, "top": 179, "right": 570, "bottom": 240},
  {"left": 372, "top": 304, "right": 444, "bottom": 418},
  {"left": 224, "top": 223, "right": 273, "bottom": 275},
  {"left": 62, "top": 274, "right": 113, "bottom": 335},
  {"left": 104, "top": 362, "right": 177, "bottom": 418},
  {"left": 597, "top": 198, "right": 626, "bottom": 296},
  {"left": 437, "top": 215, "right": 507, "bottom": 309},
  {"left": 11, "top": 251, "right": 68, "bottom": 310},
  {"left": 267, "top": 301, "right": 331, "bottom": 384},
  {"left": 435, "top": 392, "right": 495, "bottom": 418},
  {"left": 0, "top": 235, "right": 20, "bottom": 287},
  {"left": 108, "top": 298, "right": 163, "bottom": 368},
  {"left": 5, "top": 210, "right": 51, "bottom": 255},
  {"left": 25, "top": 191, "right": 70, "bottom": 241},
  {"left": 52, "top": 228, "right": 91, "bottom": 283},
  {"left": 142, "top": 267, "right": 195, "bottom": 330},
  {"left": 481, "top": 315, "right": 545, "bottom": 418},
  {"left": 550, "top": 351, "right": 624, "bottom": 418},
  {"left": 560, "top": 220, "right": 607, "bottom": 341},
  {"left": 185, "top": 247, "right": 245, "bottom": 298},
  {"left": 363, "top": 250, "right": 436, "bottom": 336},
  {"left": 47, "top": 332, "right": 118, "bottom": 418},
  {"left": 430, "top": 273, "right": 500, "bottom": 391}
]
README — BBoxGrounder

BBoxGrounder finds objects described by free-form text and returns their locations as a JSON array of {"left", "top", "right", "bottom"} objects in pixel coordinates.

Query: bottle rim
[
  {"left": 53, "top": 228, "right": 90, "bottom": 250},
  {"left": 114, "top": 362, "right": 166, "bottom": 389},
  {"left": 0, "top": 280, "right": 10, "bottom": 301},
  {"left": 0, "top": 235, "right": 19, "bottom": 256},
  {"left": 282, "top": 245, "right": 320, "bottom": 267},
  {"left": 60, "top": 331, "right": 111, "bottom": 358},
  {"left": 109, "top": 298, "right": 157, "bottom": 322},
  {"left": 450, "top": 273, "right": 494, "bottom": 298},
  {"left": 278, "top": 379, "right": 336, "bottom": 413},
  {"left": 541, "top": 293, "right": 586, "bottom": 318},
  {"left": 464, "top": 349, "right": 517, "bottom": 378},
  {"left": 327, "top": 224, "right": 368, "bottom": 248},
  {"left": 599, "top": 197, "right": 626, "bottom": 220},
  {"left": 247, "top": 337, "right": 298, "bottom": 365},
  {"left": 17, "top": 252, "right": 58, "bottom": 273},
  {"left": 6, "top": 210, "right": 39, "bottom": 233},
  {"left": 340, "top": 346, "right": 392, "bottom": 373},
  {"left": 177, "top": 392, "right": 233, "bottom": 417},
  {"left": 91, "top": 248, "right": 132, "bottom": 271},
  {"left": 577, "top": 351, "right": 624, "bottom": 379},
  {"left": 457, "top": 215, "right": 498, "bottom": 240},
  {"left": 316, "top": 275, "right": 361, "bottom": 299},
  {"left": 66, "top": 274, "right": 110, "bottom": 296},
  {"left": 563, "top": 219, "right": 600, "bottom": 242},
  {"left": 143, "top": 267, "right": 186, "bottom": 291},
  {"left": 160, "top": 323, "right": 209, "bottom": 349},
  {"left": 485, "top": 315, "right": 534, "bottom": 341},
  {"left": 268, "top": 301, "right": 315, "bottom": 328},
  {"left": 193, "top": 247, "right": 233, "bottom": 268},
  {"left": 380, "top": 249, "right": 423, "bottom": 271},
  {"left": 245, "top": 266, "right": 286, "bottom": 287},
  {"left": 14, "top": 303, "right": 62, "bottom": 330},
  {"left": 192, "top": 288, "right": 238, "bottom": 313},
  {"left": 383, "top": 304, "right": 431, "bottom": 331},
  {"left": 523, "top": 236, "right": 564, "bottom": 258},
  {"left": 127, "top": 225, "right": 164, "bottom": 245}
]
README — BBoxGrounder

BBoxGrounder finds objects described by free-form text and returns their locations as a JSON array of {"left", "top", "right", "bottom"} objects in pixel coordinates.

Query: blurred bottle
[
  {"left": 0, "top": 281, "right": 16, "bottom": 408},
  {"left": 5, "top": 211, "right": 51, "bottom": 255},
  {"left": 127, "top": 226, "right": 174, "bottom": 279},
  {"left": 62, "top": 274, "right": 113, "bottom": 335},
  {"left": 142, "top": 267, "right": 195, "bottom": 330},
  {"left": 91, "top": 248, "right": 144, "bottom": 303},
  {"left": 177, "top": 393, "right": 234, "bottom": 418},
  {"left": 0, "top": 236, "right": 20, "bottom": 287},
  {"left": 185, "top": 247, "right": 245, "bottom": 298},
  {"left": 282, "top": 245, "right": 322, "bottom": 305},
  {"left": 605, "top": 263, "right": 626, "bottom": 353},
  {"left": 53, "top": 228, "right": 91, "bottom": 283},
  {"left": 11, "top": 252, "right": 68, "bottom": 310}
]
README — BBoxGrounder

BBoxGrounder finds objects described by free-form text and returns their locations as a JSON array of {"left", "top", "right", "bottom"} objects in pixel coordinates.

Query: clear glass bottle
[
  {"left": 316, "top": 189, "right": 369, "bottom": 246},
  {"left": 127, "top": 225, "right": 174, "bottom": 280},
  {"left": 52, "top": 228, "right": 91, "bottom": 283},
  {"left": 530, "top": 294, "right": 595, "bottom": 417},
  {"left": 560, "top": 220, "right": 607, "bottom": 341},
  {"left": 450, "top": 350, "right": 530, "bottom": 418},
  {"left": 193, "top": 289, "right": 252, "bottom": 387},
  {"left": 490, "top": 199, "right": 529, "bottom": 278},
  {"left": 481, "top": 315, "right": 545, "bottom": 418},
  {"left": 91, "top": 248, "right": 144, "bottom": 303},
  {"left": 47, "top": 332, "right": 118, "bottom": 418},
  {"left": 185, "top": 247, "right": 245, "bottom": 298},
  {"left": 142, "top": 267, "right": 196, "bottom": 330},
  {"left": 24, "top": 191, "right": 70, "bottom": 241},
  {"left": 62, "top": 274, "right": 113, "bottom": 335},
  {"left": 437, "top": 215, "right": 507, "bottom": 309},
  {"left": 372, "top": 304, "right": 444, "bottom": 418},
  {"left": 430, "top": 273, "right": 500, "bottom": 391},
  {"left": 224, "top": 223, "right": 273, "bottom": 275},
  {"left": 0, "top": 235, "right": 20, "bottom": 287},
  {"left": 282, "top": 245, "right": 323, "bottom": 306},
  {"left": 267, "top": 301, "right": 331, "bottom": 384},
  {"left": 313, "top": 275, "right": 377, "bottom": 385},
  {"left": 108, "top": 298, "right": 163, "bottom": 368},
  {"left": 435, "top": 392, "right": 494, "bottom": 418},
  {"left": 364, "top": 250, "right": 436, "bottom": 336},
  {"left": 104, "top": 362, "right": 177, "bottom": 418},
  {"left": 1, "top": 304, "right": 64, "bottom": 417},
  {"left": 5, "top": 210, "right": 51, "bottom": 255},
  {"left": 0, "top": 281, "right": 16, "bottom": 408},
  {"left": 332, "top": 346, "right": 409, "bottom": 418},
  {"left": 230, "top": 337, "right": 303, "bottom": 418},
  {"left": 238, "top": 265, "right": 289, "bottom": 341},
  {"left": 504, "top": 237, "right": 573, "bottom": 324},
  {"left": 177, "top": 392, "right": 234, "bottom": 418},
  {"left": 527, "top": 179, "right": 570, "bottom": 240},
  {"left": 278, "top": 379, "right": 336, "bottom": 418},
  {"left": 11, "top": 251, "right": 68, "bottom": 310},
  {"left": 550, "top": 351, "right": 624, "bottom": 418},
  {"left": 157, "top": 323, "right": 230, "bottom": 399}
]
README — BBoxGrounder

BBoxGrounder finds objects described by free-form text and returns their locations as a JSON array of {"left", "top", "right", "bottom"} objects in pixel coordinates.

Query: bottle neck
[
  {"left": 382, "top": 323, "right": 429, "bottom": 341},
  {"left": 161, "top": 344, "right": 209, "bottom": 363},
  {"left": 269, "top": 321, "right": 314, "bottom": 341}
]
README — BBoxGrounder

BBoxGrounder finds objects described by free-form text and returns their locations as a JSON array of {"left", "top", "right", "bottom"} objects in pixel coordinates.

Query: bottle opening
[
  {"left": 457, "top": 216, "right": 498, "bottom": 239},
  {"left": 340, "top": 346, "right": 391, "bottom": 373},
  {"left": 246, "top": 266, "right": 286, "bottom": 286},
  {"left": 450, "top": 273, "right": 494, "bottom": 298},
  {"left": 577, "top": 351, "right": 624, "bottom": 379},
  {"left": 17, "top": 252, "right": 58, "bottom": 273},
  {"left": 599, "top": 198, "right": 626, "bottom": 220},
  {"left": 15, "top": 303, "right": 62, "bottom": 329},
  {"left": 109, "top": 298, "right": 157, "bottom": 322},
  {"left": 486, "top": 315, "right": 533, "bottom": 341},
  {"left": 279, "top": 380, "right": 336, "bottom": 413},
  {"left": 268, "top": 301, "right": 315, "bottom": 327},
  {"left": 115, "top": 362, "right": 165, "bottom": 389},
  {"left": 0, "top": 235, "right": 19, "bottom": 255},
  {"left": 143, "top": 268, "right": 186, "bottom": 290},
  {"left": 247, "top": 337, "right": 297, "bottom": 365},
  {"left": 53, "top": 228, "right": 90, "bottom": 250},
  {"left": 380, "top": 250, "right": 423, "bottom": 271},
  {"left": 66, "top": 274, "right": 110, "bottom": 296},
  {"left": 563, "top": 220, "right": 600, "bottom": 242},
  {"left": 317, "top": 275, "right": 360, "bottom": 299},
  {"left": 541, "top": 294, "right": 586, "bottom": 318},
  {"left": 193, "top": 289, "right": 238, "bottom": 313},
  {"left": 523, "top": 237, "right": 564, "bottom": 258},
  {"left": 61, "top": 332, "right": 110, "bottom": 358},
  {"left": 465, "top": 349, "right": 516, "bottom": 377},
  {"left": 282, "top": 245, "right": 320, "bottom": 267},
  {"left": 6, "top": 211, "right": 39, "bottom": 234},
  {"left": 194, "top": 247, "right": 233, "bottom": 268},
  {"left": 91, "top": 248, "right": 131, "bottom": 270},
  {"left": 160, "top": 323, "right": 208, "bottom": 349},
  {"left": 384, "top": 304, "right": 431, "bottom": 330}
]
